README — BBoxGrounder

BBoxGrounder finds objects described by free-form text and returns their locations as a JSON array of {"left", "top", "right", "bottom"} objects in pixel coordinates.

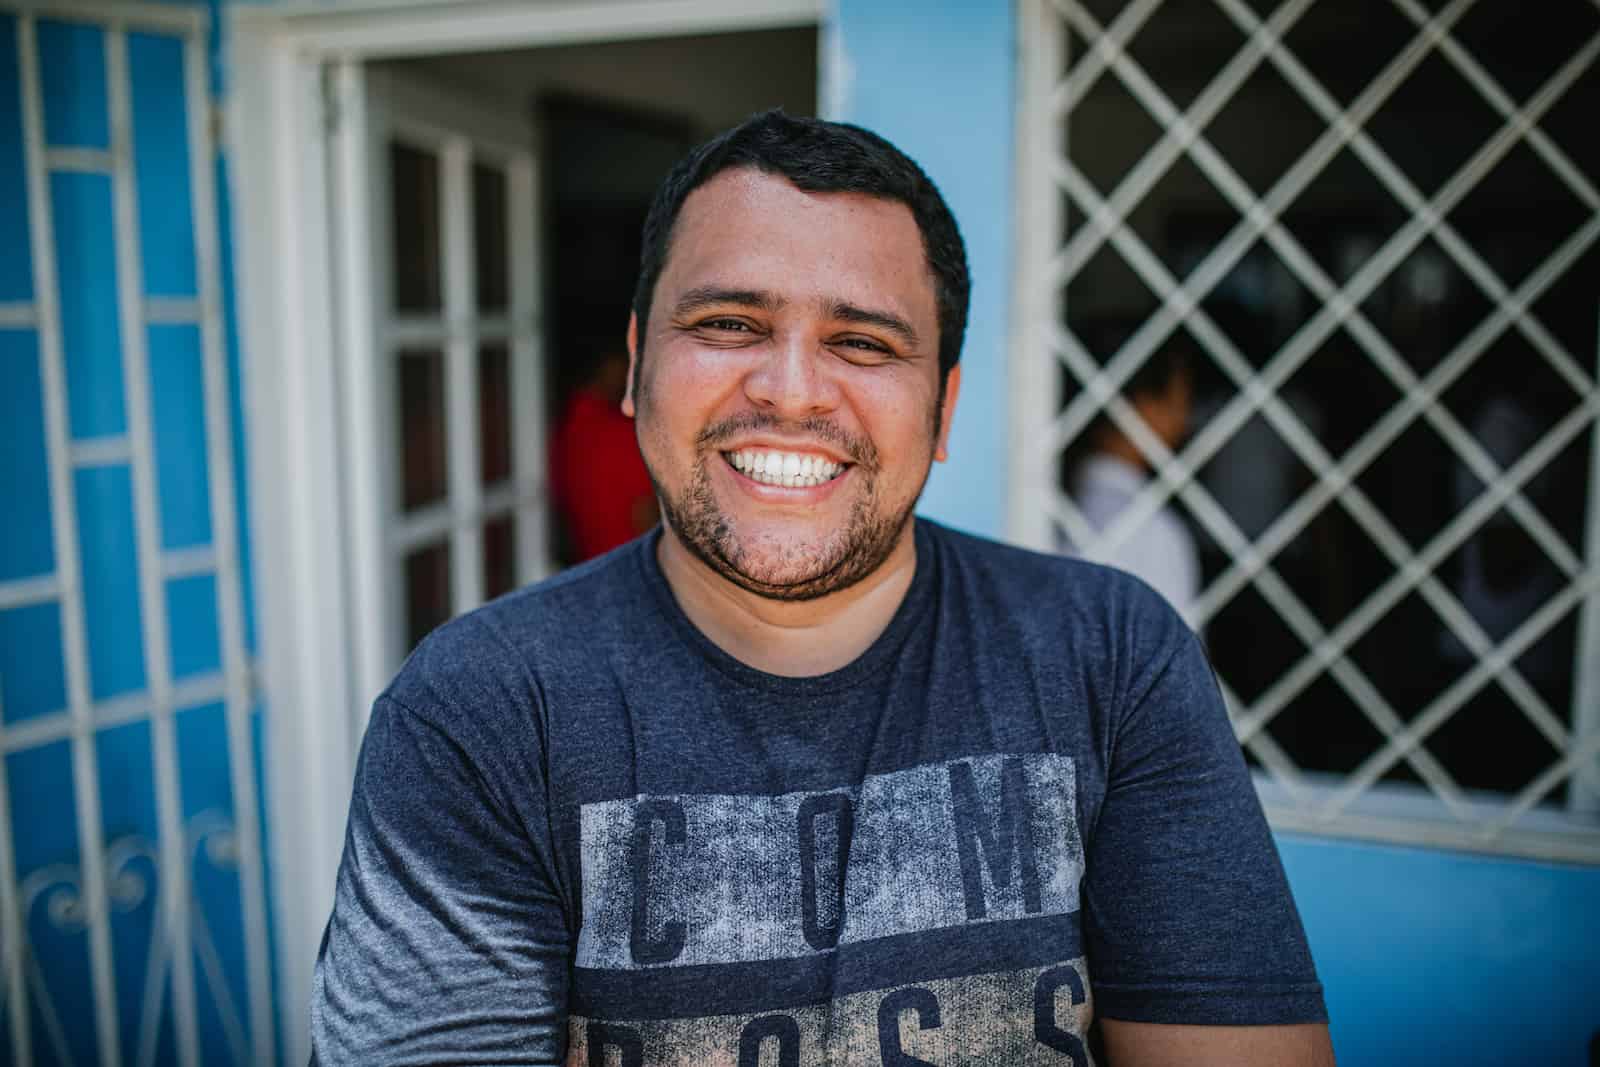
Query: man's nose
[{"left": 742, "top": 331, "right": 841, "bottom": 417}]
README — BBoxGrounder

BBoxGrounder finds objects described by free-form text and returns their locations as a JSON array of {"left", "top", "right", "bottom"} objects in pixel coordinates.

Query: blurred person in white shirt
[{"left": 1066, "top": 335, "right": 1201, "bottom": 628}]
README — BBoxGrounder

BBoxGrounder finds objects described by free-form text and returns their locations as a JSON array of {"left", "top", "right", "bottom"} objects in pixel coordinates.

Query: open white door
[{"left": 331, "top": 66, "right": 550, "bottom": 735}]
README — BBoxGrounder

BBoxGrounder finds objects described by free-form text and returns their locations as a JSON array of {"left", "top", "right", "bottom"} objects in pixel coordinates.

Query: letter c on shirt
[{"left": 629, "top": 798, "right": 687, "bottom": 964}]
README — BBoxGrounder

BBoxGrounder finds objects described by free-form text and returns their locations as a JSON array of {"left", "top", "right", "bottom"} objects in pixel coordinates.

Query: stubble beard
[
  {"left": 641, "top": 407, "right": 926, "bottom": 603},
  {"left": 656, "top": 453, "right": 917, "bottom": 603}
]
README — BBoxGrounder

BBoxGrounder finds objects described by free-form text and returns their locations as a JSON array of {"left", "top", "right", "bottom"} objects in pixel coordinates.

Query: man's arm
[
  {"left": 1100, "top": 1020, "right": 1336, "bottom": 1066},
  {"left": 1081, "top": 593, "right": 1329, "bottom": 1046},
  {"left": 311, "top": 690, "right": 571, "bottom": 1064}
]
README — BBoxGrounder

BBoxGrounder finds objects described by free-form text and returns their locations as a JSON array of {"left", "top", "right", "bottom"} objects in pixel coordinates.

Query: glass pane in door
[
  {"left": 404, "top": 540, "right": 451, "bottom": 648},
  {"left": 479, "top": 342, "right": 511, "bottom": 487},
  {"left": 484, "top": 514, "right": 516, "bottom": 599},
  {"left": 390, "top": 141, "right": 442, "bottom": 313},
  {"left": 398, "top": 349, "right": 448, "bottom": 511},
  {"left": 474, "top": 162, "right": 509, "bottom": 313}
]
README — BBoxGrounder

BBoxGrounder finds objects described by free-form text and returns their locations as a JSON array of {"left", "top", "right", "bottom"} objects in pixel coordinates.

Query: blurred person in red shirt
[{"left": 550, "top": 347, "right": 659, "bottom": 562}]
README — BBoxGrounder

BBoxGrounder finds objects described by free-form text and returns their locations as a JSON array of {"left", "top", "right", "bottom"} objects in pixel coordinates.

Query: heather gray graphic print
[
  {"left": 566, "top": 960, "right": 1094, "bottom": 1066},
  {"left": 571, "top": 755, "right": 1095, "bottom": 1064},
  {"left": 578, "top": 754, "right": 1082, "bottom": 969}
]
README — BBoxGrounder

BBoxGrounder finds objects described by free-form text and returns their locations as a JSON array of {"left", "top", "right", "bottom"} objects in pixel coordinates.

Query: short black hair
[{"left": 631, "top": 109, "right": 970, "bottom": 377}]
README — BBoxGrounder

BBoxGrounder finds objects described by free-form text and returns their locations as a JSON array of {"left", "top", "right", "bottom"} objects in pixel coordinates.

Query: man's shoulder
[
  {"left": 923, "top": 518, "right": 1195, "bottom": 690},
  {"left": 383, "top": 537, "right": 648, "bottom": 719},
  {"left": 923, "top": 518, "right": 1173, "bottom": 618}
]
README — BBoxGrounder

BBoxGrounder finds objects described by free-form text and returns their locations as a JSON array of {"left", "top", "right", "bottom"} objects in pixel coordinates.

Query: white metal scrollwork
[{"left": 5, "top": 814, "right": 251, "bottom": 1067}]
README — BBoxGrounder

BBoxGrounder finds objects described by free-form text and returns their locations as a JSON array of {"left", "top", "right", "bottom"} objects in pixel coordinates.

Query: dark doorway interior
[{"left": 540, "top": 96, "right": 696, "bottom": 421}]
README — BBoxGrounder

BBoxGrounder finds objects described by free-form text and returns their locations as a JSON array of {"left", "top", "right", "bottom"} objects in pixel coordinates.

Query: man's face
[{"left": 625, "top": 168, "right": 960, "bottom": 601}]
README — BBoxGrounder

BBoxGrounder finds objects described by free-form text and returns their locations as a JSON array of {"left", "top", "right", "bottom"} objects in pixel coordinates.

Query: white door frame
[{"left": 225, "top": 2, "right": 825, "bottom": 1061}]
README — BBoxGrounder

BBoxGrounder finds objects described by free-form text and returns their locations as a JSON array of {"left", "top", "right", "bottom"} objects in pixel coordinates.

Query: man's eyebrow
[
  {"left": 827, "top": 300, "right": 921, "bottom": 349},
  {"left": 672, "top": 286, "right": 786, "bottom": 317}
]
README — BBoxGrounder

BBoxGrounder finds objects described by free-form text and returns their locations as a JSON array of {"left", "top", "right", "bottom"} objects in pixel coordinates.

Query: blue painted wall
[
  {"left": 834, "top": 0, "right": 1014, "bottom": 542},
  {"left": 834, "top": 3, "right": 1600, "bottom": 1065},
  {"left": 1281, "top": 835, "right": 1600, "bottom": 1066}
]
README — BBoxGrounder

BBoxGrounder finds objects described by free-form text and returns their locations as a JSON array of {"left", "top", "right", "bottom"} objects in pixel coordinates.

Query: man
[
  {"left": 312, "top": 111, "right": 1333, "bottom": 1065},
  {"left": 1066, "top": 331, "right": 1201, "bottom": 626}
]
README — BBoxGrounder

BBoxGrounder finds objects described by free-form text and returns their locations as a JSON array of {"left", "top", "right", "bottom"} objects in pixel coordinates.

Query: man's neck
[{"left": 656, "top": 524, "right": 919, "bottom": 678}]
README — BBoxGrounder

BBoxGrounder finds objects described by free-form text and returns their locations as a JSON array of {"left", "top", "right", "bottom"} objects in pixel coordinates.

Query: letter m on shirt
[{"left": 948, "top": 758, "right": 1043, "bottom": 920}]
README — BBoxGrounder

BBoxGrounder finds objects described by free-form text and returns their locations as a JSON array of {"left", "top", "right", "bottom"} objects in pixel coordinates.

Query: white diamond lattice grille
[{"left": 1014, "top": 0, "right": 1600, "bottom": 862}]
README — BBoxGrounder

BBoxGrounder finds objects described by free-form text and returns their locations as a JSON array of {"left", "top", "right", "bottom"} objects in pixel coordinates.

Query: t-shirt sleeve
[
  {"left": 1081, "top": 606, "right": 1326, "bottom": 1025},
  {"left": 310, "top": 688, "right": 571, "bottom": 1064},
  {"left": 1106, "top": 515, "right": 1201, "bottom": 626}
]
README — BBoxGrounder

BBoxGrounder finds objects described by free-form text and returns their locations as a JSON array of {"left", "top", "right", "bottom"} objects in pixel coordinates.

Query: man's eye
[
  {"left": 834, "top": 337, "right": 893, "bottom": 359},
  {"left": 701, "top": 318, "right": 752, "bottom": 332}
]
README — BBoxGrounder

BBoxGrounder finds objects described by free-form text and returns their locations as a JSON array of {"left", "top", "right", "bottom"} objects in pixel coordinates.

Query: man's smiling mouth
[{"left": 724, "top": 448, "right": 848, "bottom": 488}]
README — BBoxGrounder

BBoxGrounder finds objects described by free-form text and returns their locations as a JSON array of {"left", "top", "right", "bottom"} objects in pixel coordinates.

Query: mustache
[{"left": 696, "top": 412, "right": 878, "bottom": 470}]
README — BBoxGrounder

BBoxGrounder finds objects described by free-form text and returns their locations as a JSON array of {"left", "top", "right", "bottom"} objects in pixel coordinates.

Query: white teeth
[{"left": 725, "top": 448, "right": 845, "bottom": 488}]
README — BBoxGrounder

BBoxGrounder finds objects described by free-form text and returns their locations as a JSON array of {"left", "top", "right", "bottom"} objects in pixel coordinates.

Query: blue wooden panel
[
  {"left": 52, "top": 171, "right": 126, "bottom": 439},
  {"left": 0, "top": 601, "right": 66, "bottom": 724},
  {"left": 74, "top": 465, "right": 146, "bottom": 700},
  {"left": 177, "top": 701, "right": 252, "bottom": 1057},
  {"left": 166, "top": 573, "right": 220, "bottom": 680},
  {"left": 148, "top": 323, "right": 213, "bottom": 548},
  {"left": 175, "top": 701, "right": 229, "bottom": 824},
  {"left": 37, "top": 19, "right": 108, "bottom": 150},
  {"left": 6, "top": 739, "right": 77, "bottom": 872},
  {"left": 0, "top": 328, "right": 55, "bottom": 580},
  {"left": 128, "top": 31, "right": 197, "bottom": 298},
  {"left": 7, "top": 740, "right": 97, "bottom": 1067},
  {"left": 94, "top": 717, "right": 165, "bottom": 1065},
  {"left": 97, "top": 715, "right": 155, "bottom": 826},
  {"left": 0, "top": 15, "right": 33, "bottom": 303}
]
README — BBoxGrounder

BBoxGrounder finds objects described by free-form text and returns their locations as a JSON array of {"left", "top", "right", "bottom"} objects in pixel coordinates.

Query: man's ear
[
  {"left": 934, "top": 364, "right": 962, "bottom": 463},
  {"left": 622, "top": 312, "right": 640, "bottom": 418}
]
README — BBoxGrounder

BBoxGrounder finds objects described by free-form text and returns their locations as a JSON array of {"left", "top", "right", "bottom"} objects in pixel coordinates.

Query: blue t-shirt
[{"left": 311, "top": 520, "right": 1325, "bottom": 1065}]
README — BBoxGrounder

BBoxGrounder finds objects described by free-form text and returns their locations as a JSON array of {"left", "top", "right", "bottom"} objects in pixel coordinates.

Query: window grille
[{"left": 1013, "top": 0, "right": 1600, "bottom": 862}]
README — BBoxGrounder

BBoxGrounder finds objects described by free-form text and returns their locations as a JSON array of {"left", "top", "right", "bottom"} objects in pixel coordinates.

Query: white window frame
[
  {"left": 1011, "top": 0, "right": 1600, "bottom": 865},
  {"left": 225, "top": 2, "right": 826, "bottom": 1062}
]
